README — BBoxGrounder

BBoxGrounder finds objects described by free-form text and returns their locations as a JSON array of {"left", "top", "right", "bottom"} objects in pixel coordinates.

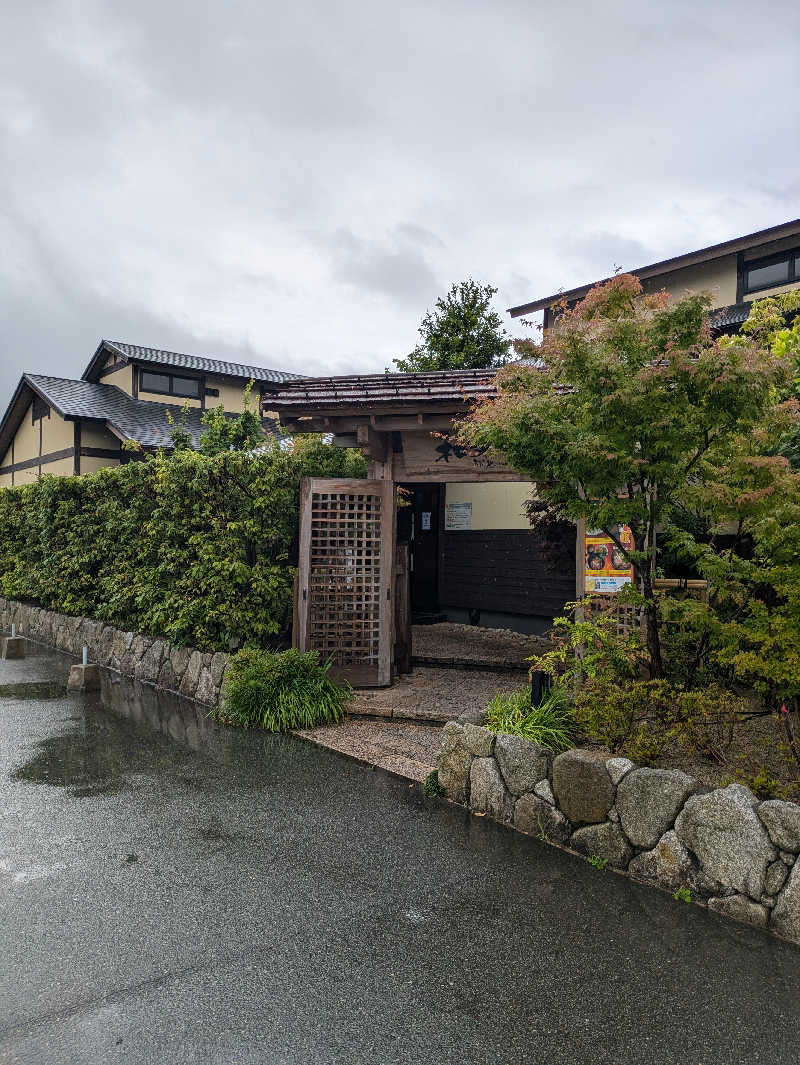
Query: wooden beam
[{"left": 356, "top": 424, "right": 388, "bottom": 462}]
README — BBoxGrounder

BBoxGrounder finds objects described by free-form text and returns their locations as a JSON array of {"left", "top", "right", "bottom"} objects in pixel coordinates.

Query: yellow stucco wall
[
  {"left": 80, "top": 422, "right": 119, "bottom": 449},
  {"left": 80, "top": 455, "right": 121, "bottom": 474},
  {"left": 42, "top": 411, "right": 75, "bottom": 452},
  {"left": 207, "top": 377, "right": 258, "bottom": 414},
  {"left": 103, "top": 360, "right": 134, "bottom": 394},
  {"left": 444, "top": 481, "right": 534, "bottom": 530},
  {"left": 11, "top": 402, "right": 40, "bottom": 463},
  {"left": 642, "top": 254, "right": 738, "bottom": 308}
]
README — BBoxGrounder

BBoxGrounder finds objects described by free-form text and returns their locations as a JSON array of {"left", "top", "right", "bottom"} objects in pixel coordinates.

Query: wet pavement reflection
[{"left": 2, "top": 642, "right": 799, "bottom": 1065}]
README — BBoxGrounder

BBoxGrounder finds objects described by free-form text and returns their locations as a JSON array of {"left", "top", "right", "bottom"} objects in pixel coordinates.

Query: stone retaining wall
[
  {"left": 438, "top": 712, "right": 800, "bottom": 947},
  {"left": 0, "top": 597, "right": 229, "bottom": 707}
]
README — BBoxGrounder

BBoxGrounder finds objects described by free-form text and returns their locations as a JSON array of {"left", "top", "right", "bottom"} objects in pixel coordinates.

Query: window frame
[
  {"left": 138, "top": 369, "right": 203, "bottom": 399},
  {"left": 742, "top": 247, "right": 800, "bottom": 296}
]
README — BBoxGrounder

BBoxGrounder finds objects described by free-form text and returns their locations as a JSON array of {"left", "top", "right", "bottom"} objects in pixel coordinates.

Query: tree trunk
[{"left": 639, "top": 567, "right": 664, "bottom": 679}]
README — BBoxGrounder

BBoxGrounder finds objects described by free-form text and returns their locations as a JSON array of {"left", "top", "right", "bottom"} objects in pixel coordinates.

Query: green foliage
[
  {"left": 458, "top": 274, "right": 792, "bottom": 679},
  {"left": 0, "top": 439, "right": 366, "bottom": 651},
  {"left": 199, "top": 380, "right": 267, "bottom": 455},
  {"left": 215, "top": 647, "right": 351, "bottom": 731},
  {"left": 393, "top": 279, "right": 510, "bottom": 373},
  {"left": 587, "top": 855, "right": 609, "bottom": 870},
  {"left": 424, "top": 769, "right": 441, "bottom": 798},
  {"left": 486, "top": 684, "right": 576, "bottom": 752},
  {"left": 673, "top": 887, "right": 692, "bottom": 903},
  {"left": 166, "top": 404, "right": 194, "bottom": 452}
]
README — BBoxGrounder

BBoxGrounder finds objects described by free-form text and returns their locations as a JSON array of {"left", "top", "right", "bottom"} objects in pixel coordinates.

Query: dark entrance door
[{"left": 403, "top": 484, "right": 441, "bottom": 615}]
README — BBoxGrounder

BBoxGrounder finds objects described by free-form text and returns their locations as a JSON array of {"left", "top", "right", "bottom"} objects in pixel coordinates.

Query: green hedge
[{"left": 0, "top": 439, "right": 365, "bottom": 651}]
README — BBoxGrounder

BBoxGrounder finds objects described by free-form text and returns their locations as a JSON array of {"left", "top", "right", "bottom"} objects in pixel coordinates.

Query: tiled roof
[
  {"left": 708, "top": 302, "right": 752, "bottom": 331},
  {"left": 101, "top": 341, "right": 302, "bottom": 384},
  {"left": 269, "top": 368, "right": 500, "bottom": 412},
  {"left": 24, "top": 375, "right": 280, "bottom": 449}
]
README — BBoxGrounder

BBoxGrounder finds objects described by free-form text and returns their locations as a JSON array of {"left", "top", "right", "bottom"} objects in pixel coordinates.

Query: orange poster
[{"left": 584, "top": 525, "right": 634, "bottom": 593}]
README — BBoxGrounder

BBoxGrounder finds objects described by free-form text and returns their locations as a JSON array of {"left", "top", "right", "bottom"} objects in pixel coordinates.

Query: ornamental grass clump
[
  {"left": 216, "top": 647, "right": 351, "bottom": 732},
  {"left": 486, "top": 684, "right": 576, "bottom": 752}
]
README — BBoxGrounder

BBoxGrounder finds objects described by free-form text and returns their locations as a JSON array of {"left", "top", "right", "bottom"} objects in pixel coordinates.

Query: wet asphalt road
[{"left": 1, "top": 647, "right": 799, "bottom": 1065}]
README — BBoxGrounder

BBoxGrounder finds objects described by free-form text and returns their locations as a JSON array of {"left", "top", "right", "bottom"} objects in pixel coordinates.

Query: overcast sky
[{"left": 1, "top": 0, "right": 799, "bottom": 399}]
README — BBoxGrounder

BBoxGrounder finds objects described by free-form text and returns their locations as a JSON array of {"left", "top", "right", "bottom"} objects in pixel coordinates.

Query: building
[
  {"left": 508, "top": 217, "right": 800, "bottom": 333},
  {"left": 0, "top": 340, "right": 301, "bottom": 487}
]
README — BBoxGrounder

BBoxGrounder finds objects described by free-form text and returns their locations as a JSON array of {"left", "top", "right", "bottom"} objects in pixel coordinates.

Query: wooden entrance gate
[{"left": 297, "top": 478, "right": 395, "bottom": 686}]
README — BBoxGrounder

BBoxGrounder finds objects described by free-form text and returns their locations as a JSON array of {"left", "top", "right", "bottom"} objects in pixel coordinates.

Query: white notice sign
[
  {"left": 445, "top": 501, "right": 472, "bottom": 530},
  {"left": 421, "top": 511, "right": 431, "bottom": 530}
]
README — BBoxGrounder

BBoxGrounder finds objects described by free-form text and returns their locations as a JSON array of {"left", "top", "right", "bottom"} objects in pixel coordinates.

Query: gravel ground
[
  {"left": 412, "top": 622, "right": 550, "bottom": 669},
  {"left": 350, "top": 665, "right": 525, "bottom": 722},
  {"left": 294, "top": 718, "right": 441, "bottom": 782}
]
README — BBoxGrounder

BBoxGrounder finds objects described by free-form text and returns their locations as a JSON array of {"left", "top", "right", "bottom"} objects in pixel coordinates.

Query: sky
[{"left": 1, "top": 0, "right": 799, "bottom": 399}]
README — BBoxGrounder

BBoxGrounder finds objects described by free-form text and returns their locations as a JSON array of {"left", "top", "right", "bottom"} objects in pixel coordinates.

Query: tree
[
  {"left": 199, "top": 380, "right": 266, "bottom": 456},
  {"left": 456, "top": 274, "right": 792, "bottom": 679},
  {"left": 393, "top": 279, "right": 509, "bottom": 373}
]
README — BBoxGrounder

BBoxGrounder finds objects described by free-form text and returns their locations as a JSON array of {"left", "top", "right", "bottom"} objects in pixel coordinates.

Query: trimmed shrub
[
  {"left": 486, "top": 684, "right": 575, "bottom": 752},
  {"left": 215, "top": 647, "right": 352, "bottom": 731},
  {"left": 0, "top": 440, "right": 366, "bottom": 651}
]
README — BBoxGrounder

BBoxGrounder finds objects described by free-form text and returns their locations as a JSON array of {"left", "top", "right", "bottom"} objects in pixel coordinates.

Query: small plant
[
  {"left": 215, "top": 647, "right": 351, "bottom": 732},
  {"left": 673, "top": 887, "right": 692, "bottom": 903},
  {"left": 423, "top": 770, "right": 441, "bottom": 798},
  {"left": 486, "top": 684, "right": 576, "bottom": 752},
  {"left": 587, "top": 855, "right": 609, "bottom": 871}
]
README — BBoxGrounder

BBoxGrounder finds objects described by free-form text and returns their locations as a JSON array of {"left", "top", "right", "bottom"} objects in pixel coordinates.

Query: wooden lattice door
[{"left": 297, "top": 478, "right": 395, "bottom": 687}]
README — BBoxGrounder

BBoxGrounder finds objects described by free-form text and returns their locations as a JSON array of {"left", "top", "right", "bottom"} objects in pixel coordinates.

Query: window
[
  {"left": 139, "top": 370, "right": 201, "bottom": 398},
  {"left": 743, "top": 248, "right": 800, "bottom": 295}
]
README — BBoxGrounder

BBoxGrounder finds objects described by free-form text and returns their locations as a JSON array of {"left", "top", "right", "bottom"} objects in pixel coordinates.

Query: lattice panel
[{"left": 307, "top": 489, "right": 384, "bottom": 668}]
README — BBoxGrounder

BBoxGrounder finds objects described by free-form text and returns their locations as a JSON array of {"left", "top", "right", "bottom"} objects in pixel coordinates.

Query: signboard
[
  {"left": 584, "top": 525, "right": 634, "bottom": 593},
  {"left": 444, "top": 501, "right": 472, "bottom": 530},
  {"left": 421, "top": 511, "right": 431, "bottom": 531}
]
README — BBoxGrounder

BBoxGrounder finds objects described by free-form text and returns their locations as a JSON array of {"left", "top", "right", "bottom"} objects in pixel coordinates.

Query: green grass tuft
[
  {"left": 215, "top": 647, "right": 351, "bottom": 732},
  {"left": 588, "top": 855, "right": 609, "bottom": 870},
  {"left": 423, "top": 770, "right": 441, "bottom": 798},
  {"left": 486, "top": 684, "right": 576, "bottom": 752},
  {"left": 673, "top": 887, "right": 692, "bottom": 903}
]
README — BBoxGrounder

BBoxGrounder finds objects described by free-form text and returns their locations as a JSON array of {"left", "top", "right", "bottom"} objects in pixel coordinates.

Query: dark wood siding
[{"left": 439, "top": 526, "right": 576, "bottom": 618}]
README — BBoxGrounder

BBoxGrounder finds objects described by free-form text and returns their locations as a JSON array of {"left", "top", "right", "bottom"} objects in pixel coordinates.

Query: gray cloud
[{"left": 1, "top": 0, "right": 799, "bottom": 401}]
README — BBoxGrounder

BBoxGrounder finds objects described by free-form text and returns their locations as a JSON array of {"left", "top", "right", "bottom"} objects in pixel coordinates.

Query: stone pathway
[
  {"left": 294, "top": 717, "right": 442, "bottom": 782},
  {"left": 350, "top": 665, "right": 526, "bottom": 723},
  {"left": 411, "top": 622, "right": 549, "bottom": 670}
]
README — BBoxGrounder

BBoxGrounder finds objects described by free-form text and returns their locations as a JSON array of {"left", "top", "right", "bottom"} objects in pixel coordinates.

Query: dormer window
[
  {"left": 744, "top": 248, "right": 800, "bottom": 296},
  {"left": 139, "top": 370, "right": 201, "bottom": 399}
]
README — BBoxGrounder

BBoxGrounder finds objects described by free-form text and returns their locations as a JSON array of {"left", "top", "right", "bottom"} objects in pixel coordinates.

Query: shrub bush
[
  {"left": 215, "top": 647, "right": 352, "bottom": 731},
  {"left": 0, "top": 440, "right": 366, "bottom": 651},
  {"left": 486, "top": 684, "right": 575, "bottom": 752}
]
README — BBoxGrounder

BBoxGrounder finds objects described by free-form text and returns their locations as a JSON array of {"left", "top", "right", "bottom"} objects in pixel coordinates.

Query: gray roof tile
[
  {"left": 24, "top": 374, "right": 280, "bottom": 450},
  {"left": 103, "top": 341, "right": 302, "bottom": 384}
]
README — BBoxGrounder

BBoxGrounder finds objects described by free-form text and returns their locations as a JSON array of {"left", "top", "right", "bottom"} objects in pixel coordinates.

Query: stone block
[
  {"left": 758, "top": 800, "right": 800, "bottom": 854},
  {"left": 675, "top": 784, "right": 776, "bottom": 898},
  {"left": 570, "top": 822, "right": 632, "bottom": 869},
  {"left": 470, "top": 757, "right": 513, "bottom": 823},
  {"left": 764, "top": 859, "right": 789, "bottom": 897},
  {"left": 770, "top": 860, "right": 800, "bottom": 943},
  {"left": 514, "top": 793, "right": 571, "bottom": 844},
  {"left": 67, "top": 663, "right": 100, "bottom": 692},
  {"left": 553, "top": 749, "right": 615, "bottom": 825},
  {"left": 462, "top": 723, "right": 495, "bottom": 757},
  {"left": 438, "top": 721, "right": 472, "bottom": 803},
  {"left": 627, "top": 829, "right": 720, "bottom": 897},
  {"left": 195, "top": 666, "right": 218, "bottom": 706},
  {"left": 210, "top": 651, "right": 228, "bottom": 689},
  {"left": 617, "top": 768, "right": 696, "bottom": 850},
  {"left": 179, "top": 650, "right": 204, "bottom": 699},
  {"left": 1, "top": 636, "right": 25, "bottom": 659},
  {"left": 606, "top": 757, "right": 636, "bottom": 785},
  {"left": 157, "top": 658, "right": 177, "bottom": 692},
  {"left": 456, "top": 708, "right": 488, "bottom": 726},
  {"left": 708, "top": 894, "right": 769, "bottom": 929},
  {"left": 135, "top": 639, "right": 166, "bottom": 684},
  {"left": 494, "top": 733, "right": 550, "bottom": 798},
  {"left": 533, "top": 779, "right": 555, "bottom": 805}
]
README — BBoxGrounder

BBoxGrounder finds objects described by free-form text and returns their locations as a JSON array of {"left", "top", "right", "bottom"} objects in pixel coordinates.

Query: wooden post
[
  {"left": 291, "top": 569, "right": 299, "bottom": 649},
  {"left": 394, "top": 541, "right": 411, "bottom": 675}
]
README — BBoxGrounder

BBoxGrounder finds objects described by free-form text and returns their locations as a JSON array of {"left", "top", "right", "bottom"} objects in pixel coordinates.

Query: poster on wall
[
  {"left": 584, "top": 525, "right": 634, "bottom": 593},
  {"left": 444, "top": 501, "right": 472, "bottom": 530}
]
